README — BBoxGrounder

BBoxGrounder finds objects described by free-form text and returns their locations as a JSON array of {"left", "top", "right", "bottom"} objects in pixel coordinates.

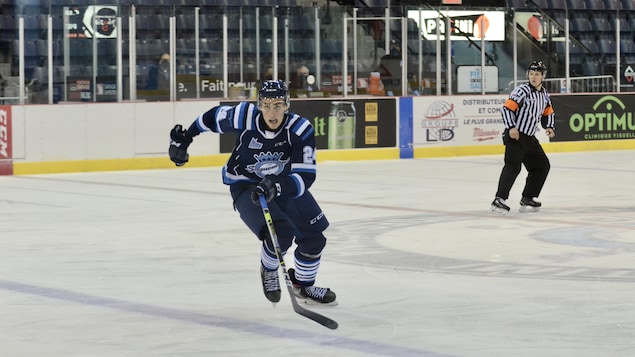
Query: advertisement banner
[
  {"left": 67, "top": 79, "right": 92, "bottom": 101},
  {"left": 219, "top": 99, "right": 397, "bottom": 153},
  {"left": 0, "top": 105, "right": 12, "bottom": 175},
  {"left": 550, "top": 95, "right": 635, "bottom": 141},
  {"left": 408, "top": 10, "right": 505, "bottom": 41},
  {"left": 66, "top": 5, "right": 118, "bottom": 38},
  {"left": 174, "top": 76, "right": 260, "bottom": 100},
  {"left": 413, "top": 96, "right": 508, "bottom": 146},
  {"left": 95, "top": 78, "right": 117, "bottom": 102},
  {"left": 456, "top": 66, "right": 499, "bottom": 93}
]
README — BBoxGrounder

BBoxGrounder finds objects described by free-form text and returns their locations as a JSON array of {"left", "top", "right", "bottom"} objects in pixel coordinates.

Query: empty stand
[
  {"left": 547, "top": 0, "right": 568, "bottom": 9},
  {"left": 566, "top": 0, "right": 586, "bottom": 9},
  {"left": 622, "top": 0, "right": 634, "bottom": 10},
  {"left": 585, "top": 0, "right": 605, "bottom": 10},
  {"left": 590, "top": 15, "right": 612, "bottom": 33},
  {"left": 2, "top": 1, "right": 632, "bottom": 104},
  {"left": 603, "top": 0, "right": 622, "bottom": 10},
  {"left": 570, "top": 14, "right": 592, "bottom": 35}
]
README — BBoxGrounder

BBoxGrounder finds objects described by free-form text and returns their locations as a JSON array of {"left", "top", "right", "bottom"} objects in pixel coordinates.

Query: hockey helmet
[
  {"left": 258, "top": 79, "right": 289, "bottom": 106},
  {"left": 527, "top": 60, "right": 547, "bottom": 77}
]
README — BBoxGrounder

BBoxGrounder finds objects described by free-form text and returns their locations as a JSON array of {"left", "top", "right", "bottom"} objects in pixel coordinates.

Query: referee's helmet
[{"left": 527, "top": 60, "right": 547, "bottom": 78}]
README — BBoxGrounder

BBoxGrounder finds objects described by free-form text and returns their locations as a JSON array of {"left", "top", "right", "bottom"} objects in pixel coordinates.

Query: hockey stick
[{"left": 258, "top": 194, "right": 339, "bottom": 330}]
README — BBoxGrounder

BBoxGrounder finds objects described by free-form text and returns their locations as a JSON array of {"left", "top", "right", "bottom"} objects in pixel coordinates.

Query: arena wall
[{"left": 1, "top": 94, "right": 634, "bottom": 176}]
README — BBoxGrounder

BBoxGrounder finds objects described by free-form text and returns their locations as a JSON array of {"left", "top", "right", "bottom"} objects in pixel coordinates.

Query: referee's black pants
[{"left": 495, "top": 129, "right": 550, "bottom": 200}]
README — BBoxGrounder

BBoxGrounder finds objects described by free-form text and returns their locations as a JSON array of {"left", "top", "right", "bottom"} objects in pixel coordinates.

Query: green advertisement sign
[{"left": 550, "top": 95, "right": 635, "bottom": 141}]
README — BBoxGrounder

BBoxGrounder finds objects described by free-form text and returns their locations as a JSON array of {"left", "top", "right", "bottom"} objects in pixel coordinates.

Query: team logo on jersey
[
  {"left": 247, "top": 152, "right": 289, "bottom": 178},
  {"left": 248, "top": 137, "right": 263, "bottom": 149}
]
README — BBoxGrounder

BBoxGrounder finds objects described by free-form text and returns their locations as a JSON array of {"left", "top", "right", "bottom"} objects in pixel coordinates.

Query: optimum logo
[{"left": 570, "top": 96, "right": 635, "bottom": 139}]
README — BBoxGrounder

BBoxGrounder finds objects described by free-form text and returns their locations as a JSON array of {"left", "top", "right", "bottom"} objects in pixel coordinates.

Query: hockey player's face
[
  {"left": 528, "top": 70, "right": 544, "bottom": 89},
  {"left": 259, "top": 98, "right": 288, "bottom": 130}
]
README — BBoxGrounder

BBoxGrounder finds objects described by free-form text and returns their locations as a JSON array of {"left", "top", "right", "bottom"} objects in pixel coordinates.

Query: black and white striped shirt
[{"left": 501, "top": 83, "right": 555, "bottom": 136}]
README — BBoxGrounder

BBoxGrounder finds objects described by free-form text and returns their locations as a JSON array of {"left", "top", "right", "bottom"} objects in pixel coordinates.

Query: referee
[{"left": 490, "top": 60, "right": 556, "bottom": 214}]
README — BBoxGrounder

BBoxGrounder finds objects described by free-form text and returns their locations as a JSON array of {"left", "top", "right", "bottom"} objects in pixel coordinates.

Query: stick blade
[
  {"left": 294, "top": 305, "right": 339, "bottom": 330},
  {"left": 287, "top": 287, "right": 338, "bottom": 330}
]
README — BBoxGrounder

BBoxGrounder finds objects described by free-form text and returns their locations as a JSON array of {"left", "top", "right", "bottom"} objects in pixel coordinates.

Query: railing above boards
[{"left": 514, "top": 75, "right": 617, "bottom": 94}]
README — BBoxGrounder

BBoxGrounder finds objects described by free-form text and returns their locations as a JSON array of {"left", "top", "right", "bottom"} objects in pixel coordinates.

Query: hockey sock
[
  {"left": 293, "top": 252, "right": 321, "bottom": 285},
  {"left": 260, "top": 241, "right": 280, "bottom": 271}
]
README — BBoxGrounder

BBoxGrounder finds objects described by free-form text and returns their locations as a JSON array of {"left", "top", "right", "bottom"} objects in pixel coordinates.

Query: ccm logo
[
  {"left": 310, "top": 211, "right": 324, "bottom": 225},
  {"left": 0, "top": 109, "right": 8, "bottom": 158}
]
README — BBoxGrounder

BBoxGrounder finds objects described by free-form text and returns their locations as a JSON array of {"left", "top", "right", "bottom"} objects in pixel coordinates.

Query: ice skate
[
  {"left": 288, "top": 268, "right": 338, "bottom": 306},
  {"left": 260, "top": 266, "right": 281, "bottom": 304},
  {"left": 519, "top": 197, "right": 541, "bottom": 212},
  {"left": 490, "top": 197, "right": 510, "bottom": 215}
]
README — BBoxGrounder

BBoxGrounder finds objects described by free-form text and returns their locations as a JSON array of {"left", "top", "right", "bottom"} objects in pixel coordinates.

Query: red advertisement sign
[{"left": 0, "top": 105, "right": 13, "bottom": 175}]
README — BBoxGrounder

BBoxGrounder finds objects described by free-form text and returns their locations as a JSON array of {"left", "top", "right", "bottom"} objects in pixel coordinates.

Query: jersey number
[{"left": 303, "top": 146, "right": 315, "bottom": 164}]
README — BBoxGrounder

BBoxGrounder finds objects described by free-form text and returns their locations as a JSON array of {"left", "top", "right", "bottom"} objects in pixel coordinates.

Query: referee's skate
[
  {"left": 490, "top": 197, "right": 510, "bottom": 215},
  {"left": 519, "top": 197, "right": 541, "bottom": 212}
]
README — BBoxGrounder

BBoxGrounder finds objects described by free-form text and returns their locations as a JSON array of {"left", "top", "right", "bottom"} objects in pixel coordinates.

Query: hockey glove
[
  {"left": 169, "top": 124, "right": 193, "bottom": 166},
  {"left": 251, "top": 176, "right": 282, "bottom": 205}
]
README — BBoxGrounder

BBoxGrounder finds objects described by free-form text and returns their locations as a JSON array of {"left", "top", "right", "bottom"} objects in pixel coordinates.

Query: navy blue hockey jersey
[{"left": 186, "top": 102, "right": 316, "bottom": 199}]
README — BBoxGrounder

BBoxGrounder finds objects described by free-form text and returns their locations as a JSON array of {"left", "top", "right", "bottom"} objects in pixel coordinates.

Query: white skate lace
[
  {"left": 304, "top": 286, "right": 329, "bottom": 299},
  {"left": 263, "top": 270, "right": 280, "bottom": 292}
]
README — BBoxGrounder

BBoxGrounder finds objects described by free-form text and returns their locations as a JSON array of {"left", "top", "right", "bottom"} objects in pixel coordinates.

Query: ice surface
[{"left": 1, "top": 150, "right": 634, "bottom": 356}]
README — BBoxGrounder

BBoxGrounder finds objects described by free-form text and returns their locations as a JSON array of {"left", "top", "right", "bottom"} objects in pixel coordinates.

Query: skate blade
[
  {"left": 294, "top": 296, "right": 339, "bottom": 307},
  {"left": 489, "top": 205, "right": 509, "bottom": 215},
  {"left": 300, "top": 299, "right": 339, "bottom": 307},
  {"left": 519, "top": 206, "right": 540, "bottom": 213}
]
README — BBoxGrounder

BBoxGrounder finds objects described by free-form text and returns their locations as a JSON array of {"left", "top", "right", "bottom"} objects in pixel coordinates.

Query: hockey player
[
  {"left": 490, "top": 60, "right": 556, "bottom": 214},
  {"left": 168, "top": 79, "right": 337, "bottom": 305}
]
